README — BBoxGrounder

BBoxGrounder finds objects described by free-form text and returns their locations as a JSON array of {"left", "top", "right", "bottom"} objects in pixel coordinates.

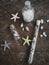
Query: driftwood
[{"left": 28, "top": 20, "right": 41, "bottom": 64}]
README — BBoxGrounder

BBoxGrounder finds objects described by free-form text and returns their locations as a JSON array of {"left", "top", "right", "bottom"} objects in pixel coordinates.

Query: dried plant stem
[{"left": 28, "top": 20, "right": 40, "bottom": 64}]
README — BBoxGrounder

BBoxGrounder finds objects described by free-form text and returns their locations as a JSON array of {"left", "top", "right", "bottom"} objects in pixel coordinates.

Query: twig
[{"left": 28, "top": 20, "right": 40, "bottom": 64}]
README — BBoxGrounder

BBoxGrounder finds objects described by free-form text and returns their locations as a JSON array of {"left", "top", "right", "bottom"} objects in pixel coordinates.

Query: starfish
[
  {"left": 1, "top": 40, "right": 11, "bottom": 52},
  {"left": 22, "top": 36, "right": 31, "bottom": 46},
  {"left": 11, "top": 12, "right": 20, "bottom": 22}
]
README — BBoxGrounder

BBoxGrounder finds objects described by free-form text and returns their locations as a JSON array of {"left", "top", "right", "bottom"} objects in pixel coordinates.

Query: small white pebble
[
  {"left": 26, "top": 26, "right": 29, "bottom": 31},
  {"left": 22, "top": 28, "right": 24, "bottom": 31},
  {"left": 43, "top": 32, "right": 47, "bottom": 37},
  {"left": 41, "top": 19, "right": 44, "bottom": 24},
  {"left": 40, "top": 34, "right": 43, "bottom": 37},
  {"left": 20, "top": 23, "right": 23, "bottom": 28},
  {"left": 41, "top": 26, "right": 43, "bottom": 30},
  {"left": 47, "top": 20, "right": 49, "bottom": 23}
]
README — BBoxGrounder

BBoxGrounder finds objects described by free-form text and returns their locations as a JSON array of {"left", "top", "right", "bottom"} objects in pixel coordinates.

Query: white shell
[
  {"left": 22, "top": 28, "right": 24, "bottom": 31},
  {"left": 20, "top": 23, "right": 23, "bottom": 28},
  {"left": 43, "top": 32, "right": 47, "bottom": 37},
  {"left": 26, "top": 26, "right": 29, "bottom": 31},
  {"left": 47, "top": 20, "right": 49, "bottom": 23},
  {"left": 41, "top": 26, "right": 43, "bottom": 30}
]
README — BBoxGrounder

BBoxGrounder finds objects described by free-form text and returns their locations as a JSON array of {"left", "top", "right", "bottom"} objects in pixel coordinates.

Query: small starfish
[
  {"left": 11, "top": 12, "right": 20, "bottom": 22},
  {"left": 22, "top": 36, "right": 31, "bottom": 46},
  {"left": 1, "top": 40, "right": 11, "bottom": 52}
]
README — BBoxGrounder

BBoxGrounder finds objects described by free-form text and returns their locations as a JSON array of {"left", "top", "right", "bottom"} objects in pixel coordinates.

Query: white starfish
[
  {"left": 1, "top": 40, "right": 11, "bottom": 52},
  {"left": 11, "top": 12, "right": 20, "bottom": 22}
]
